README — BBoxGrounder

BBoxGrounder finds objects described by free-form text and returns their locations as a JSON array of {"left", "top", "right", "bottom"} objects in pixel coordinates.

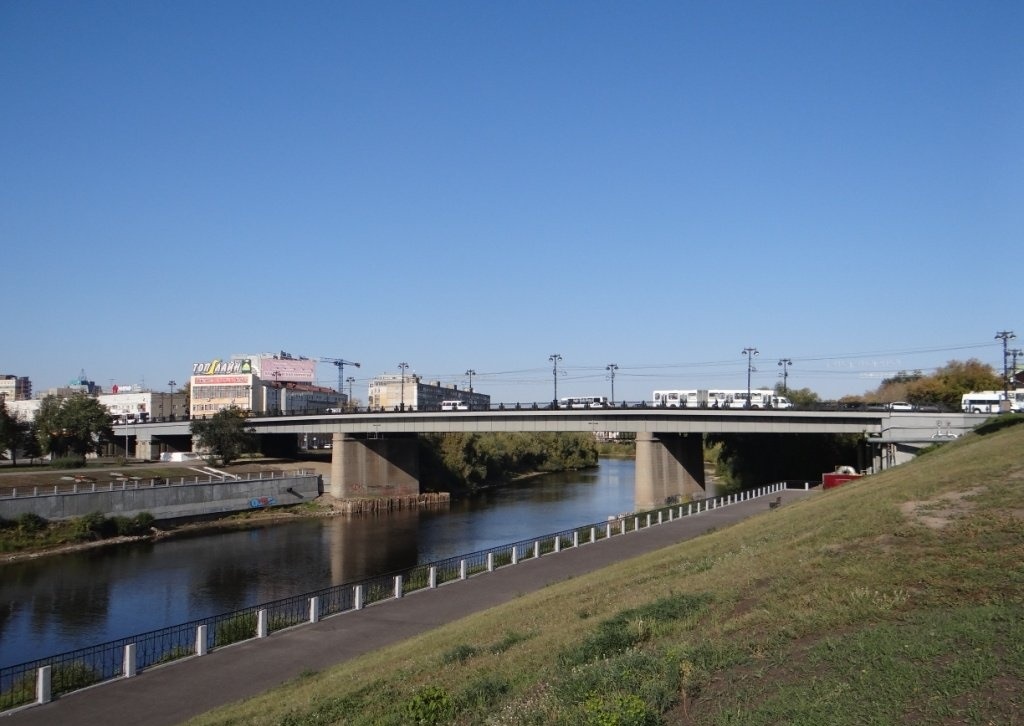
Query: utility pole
[
  {"left": 549, "top": 354, "right": 562, "bottom": 406},
  {"left": 995, "top": 331, "right": 1015, "bottom": 405},
  {"left": 606, "top": 363, "right": 618, "bottom": 404},
  {"left": 346, "top": 376, "right": 355, "bottom": 409},
  {"left": 465, "top": 369, "right": 476, "bottom": 392},
  {"left": 742, "top": 347, "right": 759, "bottom": 408},
  {"left": 777, "top": 359, "right": 791, "bottom": 394},
  {"left": 1009, "top": 349, "right": 1022, "bottom": 391}
]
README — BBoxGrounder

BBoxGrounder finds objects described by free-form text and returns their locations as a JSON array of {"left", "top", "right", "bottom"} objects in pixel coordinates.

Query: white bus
[
  {"left": 961, "top": 390, "right": 1024, "bottom": 413},
  {"left": 559, "top": 396, "right": 610, "bottom": 409},
  {"left": 652, "top": 389, "right": 791, "bottom": 409},
  {"left": 441, "top": 400, "right": 470, "bottom": 411}
]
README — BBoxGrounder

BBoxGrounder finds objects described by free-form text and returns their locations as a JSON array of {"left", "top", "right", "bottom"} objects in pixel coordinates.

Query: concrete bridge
[{"left": 119, "top": 408, "right": 984, "bottom": 509}]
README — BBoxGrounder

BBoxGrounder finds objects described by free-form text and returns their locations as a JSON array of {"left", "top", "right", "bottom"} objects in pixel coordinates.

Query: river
[{"left": 0, "top": 458, "right": 636, "bottom": 668}]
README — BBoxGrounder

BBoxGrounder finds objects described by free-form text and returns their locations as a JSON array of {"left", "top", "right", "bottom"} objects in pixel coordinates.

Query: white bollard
[
  {"left": 658, "top": 511, "right": 663, "bottom": 524},
  {"left": 460, "top": 560, "right": 467, "bottom": 580},
  {"left": 257, "top": 609, "right": 268, "bottom": 638},
  {"left": 573, "top": 531, "right": 579, "bottom": 547},
  {"left": 310, "top": 596, "right": 320, "bottom": 622},
  {"left": 590, "top": 526, "right": 596, "bottom": 543},
  {"left": 688, "top": 503, "right": 693, "bottom": 516},
  {"left": 394, "top": 575, "right": 404, "bottom": 599},
  {"left": 633, "top": 516, "right": 639, "bottom": 531},
  {"left": 124, "top": 643, "right": 137, "bottom": 678},
  {"left": 354, "top": 585, "right": 364, "bottom": 610},
  {"left": 511, "top": 546, "right": 519, "bottom": 565},
  {"left": 429, "top": 566, "right": 437, "bottom": 588},
  {"left": 606, "top": 523, "right": 612, "bottom": 538},
  {"left": 534, "top": 541, "right": 540, "bottom": 559},
  {"left": 36, "top": 666, "right": 51, "bottom": 704},
  {"left": 487, "top": 553, "right": 494, "bottom": 571},
  {"left": 554, "top": 537, "right": 561, "bottom": 553},
  {"left": 196, "top": 625, "right": 208, "bottom": 656}
]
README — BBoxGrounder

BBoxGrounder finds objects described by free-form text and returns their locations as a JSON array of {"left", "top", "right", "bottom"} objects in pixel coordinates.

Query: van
[{"left": 441, "top": 400, "right": 470, "bottom": 411}]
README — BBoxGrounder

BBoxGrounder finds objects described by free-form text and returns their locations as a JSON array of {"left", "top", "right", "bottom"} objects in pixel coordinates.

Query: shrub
[
  {"left": 17, "top": 512, "right": 47, "bottom": 534},
  {"left": 49, "top": 455, "right": 86, "bottom": 469},
  {"left": 403, "top": 685, "right": 456, "bottom": 725},
  {"left": 442, "top": 643, "right": 478, "bottom": 665},
  {"left": 72, "top": 512, "right": 114, "bottom": 541}
]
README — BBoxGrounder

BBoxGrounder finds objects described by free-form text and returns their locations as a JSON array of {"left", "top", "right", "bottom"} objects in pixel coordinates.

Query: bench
[{"left": 769, "top": 496, "right": 782, "bottom": 510}]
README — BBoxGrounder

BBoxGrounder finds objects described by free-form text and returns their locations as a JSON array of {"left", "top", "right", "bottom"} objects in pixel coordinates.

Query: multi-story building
[
  {"left": 368, "top": 374, "right": 490, "bottom": 411},
  {"left": 189, "top": 353, "right": 342, "bottom": 418},
  {"left": 97, "top": 387, "right": 187, "bottom": 423},
  {"left": 0, "top": 375, "right": 32, "bottom": 402}
]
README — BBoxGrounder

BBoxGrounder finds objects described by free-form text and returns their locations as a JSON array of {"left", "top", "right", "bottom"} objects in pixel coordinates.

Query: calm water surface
[{"left": 0, "top": 459, "right": 635, "bottom": 667}]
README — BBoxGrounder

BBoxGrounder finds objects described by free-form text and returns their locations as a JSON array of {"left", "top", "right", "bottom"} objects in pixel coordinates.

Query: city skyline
[{"left": 3, "top": 2, "right": 1020, "bottom": 403}]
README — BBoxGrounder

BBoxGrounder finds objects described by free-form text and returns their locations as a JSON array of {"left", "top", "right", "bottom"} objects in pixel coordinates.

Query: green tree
[
  {"left": 190, "top": 406, "right": 257, "bottom": 465},
  {"left": 776, "top": 385, "right": 820, "bottom": 408},
  {"left": 34, "top": 393, "right": 114, "bottom": 458},
  {"left": 905, "top": 359, "right": 1003, "bottom": 410},
  {"left": 0, "top": 397, "right": 15, "bottom": 460}
]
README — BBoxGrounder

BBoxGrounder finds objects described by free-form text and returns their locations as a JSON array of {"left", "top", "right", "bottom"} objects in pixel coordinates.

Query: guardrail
[
  {"left": 0, "top": 483, "right": 787, "bottom": 712},
  {"left": 0, "top": 469, "right": 315, "bottom": 500}
]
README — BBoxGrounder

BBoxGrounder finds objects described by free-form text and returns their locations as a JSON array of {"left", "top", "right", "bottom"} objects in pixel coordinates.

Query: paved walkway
[{"left": 3, "top": 490, "right": 810, "bottom": 726}]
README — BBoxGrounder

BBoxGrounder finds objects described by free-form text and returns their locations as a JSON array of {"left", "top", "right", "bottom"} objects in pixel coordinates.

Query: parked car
[{"left": 888, "top": 401, "right": 914, "bottom": 412}]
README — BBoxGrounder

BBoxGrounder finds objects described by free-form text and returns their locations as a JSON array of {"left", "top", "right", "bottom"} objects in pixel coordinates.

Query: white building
[{"left": 368, "top": 373, "right": 490, "bottom": 411}]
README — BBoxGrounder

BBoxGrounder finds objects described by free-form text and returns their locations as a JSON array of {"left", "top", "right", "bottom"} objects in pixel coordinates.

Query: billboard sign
[
  {"left": 259, "top": 357, "right": 316, "bottom": 384},
  {"left": 192, "top": 359, "right": 253, "bottom": 376}
]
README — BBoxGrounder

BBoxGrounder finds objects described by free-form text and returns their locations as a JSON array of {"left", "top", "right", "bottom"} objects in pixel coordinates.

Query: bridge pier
[
  {"left": 329, "top": 433, "right": 420, "bottom": 499},
  {"left": 634, "top": 432, "right": 705, "bottom": 509}
]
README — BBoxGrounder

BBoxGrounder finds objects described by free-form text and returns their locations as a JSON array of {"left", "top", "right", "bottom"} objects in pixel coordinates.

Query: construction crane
[{"left": 319, "top": 357, "right": 361, "bottom": 395}]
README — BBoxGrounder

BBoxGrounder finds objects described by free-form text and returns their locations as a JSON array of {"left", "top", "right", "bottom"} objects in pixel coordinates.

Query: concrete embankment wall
[{"left": 0, "top": 474, "right": 322, "bottom": 522}]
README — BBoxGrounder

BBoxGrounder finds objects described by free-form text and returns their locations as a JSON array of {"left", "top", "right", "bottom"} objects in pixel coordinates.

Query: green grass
[{"left": 184, "top": 422, "right": 1024, "bottom": 726}]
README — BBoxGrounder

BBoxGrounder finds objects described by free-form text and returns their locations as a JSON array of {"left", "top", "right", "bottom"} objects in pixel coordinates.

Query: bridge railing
[{"left": 0, "top": 483, "right": 788, "bottom": 711}]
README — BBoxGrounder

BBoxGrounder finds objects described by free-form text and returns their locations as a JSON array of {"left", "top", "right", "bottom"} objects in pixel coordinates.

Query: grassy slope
[{"left": 186, "top": 424, "right": 1024, "bottom": 726}]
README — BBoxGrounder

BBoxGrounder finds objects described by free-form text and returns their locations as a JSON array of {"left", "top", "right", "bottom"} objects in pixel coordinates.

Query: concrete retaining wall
[{"left": 0, "top": 474, "right": 322, "bottom": 522}]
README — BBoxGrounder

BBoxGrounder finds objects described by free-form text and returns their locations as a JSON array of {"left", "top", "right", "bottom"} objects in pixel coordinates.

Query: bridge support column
[
  {"left": 634, "top": 432, "right": 705, "bottom": 510},
  {"left": 329, "top": 433, "right": 420, "bottom": 499},
  {"left": 134, "top": 436, "right": 155, "bottom": 462}
]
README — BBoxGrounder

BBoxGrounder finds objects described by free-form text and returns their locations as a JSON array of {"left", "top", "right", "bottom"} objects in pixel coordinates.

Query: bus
[
  {"left": 559, "top": 396, "right": 610, "bottom": 409},
  {"left": 961, "top": 390, "right": 1024, "bottom": 413},
  {"left": 441, "top": 400, "right": 470, "bottom": 411},
  {"left": 652, "top": 389, "right": 792, "bottom": 409}
]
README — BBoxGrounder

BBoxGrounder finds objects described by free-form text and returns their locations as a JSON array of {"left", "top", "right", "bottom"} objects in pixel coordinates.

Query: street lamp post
[
  {"left": 465, "top": 369, "right": 476, "bottom": 392},
  {"left": 742, "top": 347, "right": 759, "bottom": 408},
  {"left": 167, "top": 380, "right": 177, "bottom": 419},
  {"left": 398, "top": 362, "right": 409, "bottom": 411},
  {"left": 549, "top": 354, "right": 562, "bottom": 407},
  {"left": 606, "top": 363, "right": 618, "bottom": 404},
  {"left": 777, "top": 359, "right": 791, "bottom": 395},
  {"left": 346, "top": 376, "right": 355, "bottom": 410}
]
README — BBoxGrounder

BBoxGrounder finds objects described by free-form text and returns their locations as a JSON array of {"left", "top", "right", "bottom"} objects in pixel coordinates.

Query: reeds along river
[{"left": 0, "top": 458, "right": 637, "bottom": 668}]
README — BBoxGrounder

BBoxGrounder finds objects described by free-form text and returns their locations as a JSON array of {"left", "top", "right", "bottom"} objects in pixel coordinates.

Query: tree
[
  {"left": 776, "top": 384, "right": 820, "bottom": 408},
  {"left": 0, "top": 397, "right": 16, "bottom": 460},
  {"left": 190, "top": 406, "right": 257, "bottom": 465},
  {"left": 34, "top": 393, "right": 115, "bottom": 459}
]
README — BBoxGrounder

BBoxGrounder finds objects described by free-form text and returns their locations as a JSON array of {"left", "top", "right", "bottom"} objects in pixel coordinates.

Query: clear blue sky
[{"left": 3, "top": 1, "right": 1021, "bottom": 403}]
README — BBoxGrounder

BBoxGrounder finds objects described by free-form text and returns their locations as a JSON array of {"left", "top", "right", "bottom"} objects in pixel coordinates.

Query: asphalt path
[{"left": 3, "top": 489, "right": 810, "bottom": 726}]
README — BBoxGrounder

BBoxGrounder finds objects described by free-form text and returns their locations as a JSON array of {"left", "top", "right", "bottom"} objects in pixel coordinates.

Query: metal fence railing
[{"left": 1, "top": 483, "right": 787, "bottom": 712}]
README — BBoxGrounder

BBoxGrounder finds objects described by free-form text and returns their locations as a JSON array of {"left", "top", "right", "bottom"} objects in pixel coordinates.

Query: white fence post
[
  {"left": 554, "top": 537, "right": 561, "bottom": 553},
  {"left": 309, "top": 596, "right": 320, "bottom": 623},
  {"left": 257, "top": 609, "right": 268, "bottom": 638},
  {"left": 606, "top": 522, "right": 612, "bottom": 538},
  {"left": 36, "top": 666, "right": 51, "bottom": 704},
  {"left": 573, "top": 531, "right": 579, "bottom": 547},
  {"left": 511, "top": 546, "right": 519, "bottom": 565},
  {"left": 124, "top": 643, "right": 137, "bottom": 678},
  {"left": 487, "top": 553, "right": 494, "bottom": 571},
  {"left": 590, "top": 527, "right": 596, "bottom": 543},
  {"left": 196, "top": 625, "right": 208, "bottom": 656},
  {"left": 354, "top": 585, "right": 364, "bottom": 610},
  {"left": 533, "top": 541, "right": 540, "bottom": 559},
  {"left": 429, "top": 566, "right": 437, "bottom": 588},
  {"left": 460, "top": 559, "right": 467, "bottom": 580},
  {"left": 394, "top": 575, "right": 404, "bottom": 599},
  {"left": 688, "top": 503, "right": 693, "bottom": 516}
]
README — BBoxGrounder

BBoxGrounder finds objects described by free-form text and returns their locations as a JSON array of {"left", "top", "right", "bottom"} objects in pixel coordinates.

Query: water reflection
[{"left": 0, "top": 458, "right": 635, "bottom": 668}]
